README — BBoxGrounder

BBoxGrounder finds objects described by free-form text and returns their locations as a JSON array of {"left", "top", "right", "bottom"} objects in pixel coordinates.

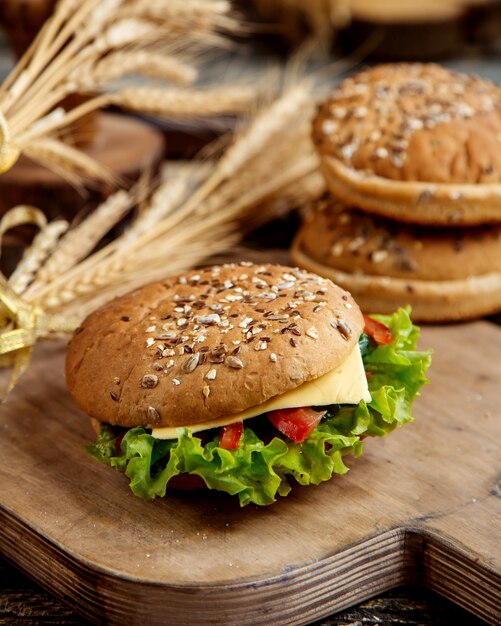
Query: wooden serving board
[{"left": 0, "top": 322, "right": 499, "bottom": 626}]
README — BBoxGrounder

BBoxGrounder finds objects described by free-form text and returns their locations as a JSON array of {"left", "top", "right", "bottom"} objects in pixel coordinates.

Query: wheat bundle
[
  {"left": 22, "top": 82, "right": 323, "bottom": 315},
  {"left": 0, "top": 0, "right": 256, "bottom": 184}
]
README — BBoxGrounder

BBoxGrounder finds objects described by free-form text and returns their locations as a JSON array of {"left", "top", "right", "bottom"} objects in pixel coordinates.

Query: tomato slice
[
  {"left": 218, "top": 421, "right": 243, "bottom": 449},
  {"left": 115, "top": 431, "right": 125, "bottom": 454},
  {"left": 268, "top": 407, "right": 325, "bottom": 443},
  {"left": 363, "top": 315, "right": 392, "bottom": 345}
]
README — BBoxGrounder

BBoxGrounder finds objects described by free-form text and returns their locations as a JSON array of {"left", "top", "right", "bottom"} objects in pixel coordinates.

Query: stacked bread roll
[{"left": 291, "top": 63, "right": 501, "bottom": 321}]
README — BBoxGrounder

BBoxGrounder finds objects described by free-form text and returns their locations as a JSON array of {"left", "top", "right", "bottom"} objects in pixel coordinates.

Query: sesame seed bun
[
  {"left": 313, "top": 63, "right": 501, "bottom": 226},
  {"left": 291, "top": 198, "right": 501, "bottom": 321},
  {"left": 66, "top": 263, "right": 364, "bottom": 429}
]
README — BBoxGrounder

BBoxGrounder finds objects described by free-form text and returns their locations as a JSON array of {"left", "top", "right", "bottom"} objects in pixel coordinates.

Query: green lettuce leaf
[{"left": 86, "top": 308, "right": 431, "bottom": 506}]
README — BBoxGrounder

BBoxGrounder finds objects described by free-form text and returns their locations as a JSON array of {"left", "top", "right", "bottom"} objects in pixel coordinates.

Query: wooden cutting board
[{"left": 0, "top": 322, "right": 499, "bottom": 626}]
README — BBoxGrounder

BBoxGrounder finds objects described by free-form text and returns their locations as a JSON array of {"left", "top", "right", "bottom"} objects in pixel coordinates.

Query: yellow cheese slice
[{"left": 151, "top": 345, "right": 371, "bottom": 440}]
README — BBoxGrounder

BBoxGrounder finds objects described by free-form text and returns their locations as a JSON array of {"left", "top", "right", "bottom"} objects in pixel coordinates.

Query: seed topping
[
  {"left": 130, "top": 264, "right": 356, "bottom": 409},
  {"left": 226, "top": 355, "right": 244, "bottom": 369},
  {"left": 197, "top": 313, "right": 221, "bottom": 325},
  {"left": 182, "top": 353, "right": 200, "bottom": 374},
  {"left": 306, "top": 327, "right": 319, "bottom": 340},
  {"left": 316, "top": 64, "right": 501, "bottom": 177},
  {"left": 147, "top": 406, "right": 160, "bottom": 422},
  {"left": 142, "top": 374, "right": 158, "bottom": 388},
  {"left": 334, "top": 319, "right": 351, "bottom": 340},
  {"left": 206, "top": 369, "right": 217, "bottom": 381}
]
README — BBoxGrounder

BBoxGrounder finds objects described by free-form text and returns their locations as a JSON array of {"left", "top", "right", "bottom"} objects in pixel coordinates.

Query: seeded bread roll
[
  {"left": 291, "top": 198, "right": 501, "bottom": 321},
  {"left": 66, "top": 263, "right": 363, "bottom": 428},
  {"left": 313, "top": 63, "right": 501, "bottom": 226}
]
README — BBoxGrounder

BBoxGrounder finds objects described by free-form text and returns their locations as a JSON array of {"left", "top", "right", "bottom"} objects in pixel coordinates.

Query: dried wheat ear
[{"left": 0, "top": 0, "right": 258, "bottom": 184}]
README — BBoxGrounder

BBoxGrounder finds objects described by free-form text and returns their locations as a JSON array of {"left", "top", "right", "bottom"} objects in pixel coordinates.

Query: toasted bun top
[
  {"left": 313, "top": 63, "right": 501, "bottom": 184},
  {"left": 66, "top": 263, "right": 363, "bottom": 428},
  {"left": 296, "top": 196, "right": 501, "bottom": 281}
]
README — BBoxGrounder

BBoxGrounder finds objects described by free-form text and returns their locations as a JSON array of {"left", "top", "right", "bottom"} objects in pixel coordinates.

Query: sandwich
[
  {"left": 291, "top": 197, "right": 501, "bottom": 321},
  {"left": 66, "top": 262, "right": 431, "bottom": 506}
]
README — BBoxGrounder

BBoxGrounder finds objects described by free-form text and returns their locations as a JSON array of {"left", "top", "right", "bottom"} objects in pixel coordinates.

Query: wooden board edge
[
  {"left": 1, "top": 499, "right": 499, "bottom": 626},
  {"left": 0, "top": 503, "right": 410, "bottom": 625},
  {"left": 416, "top": 528, "right": 501, "bottom": 625}
]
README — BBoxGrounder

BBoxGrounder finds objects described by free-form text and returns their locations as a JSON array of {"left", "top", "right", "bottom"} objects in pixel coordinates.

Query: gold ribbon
[
  {"left": 0, "top": 207, "right": 80, "bottom": 398},
  {"left": 0, "top": 110, "right": 20, "bottom": 174},
  {"left": 0, "top": 109, "right": 77, "bottom": 398}
]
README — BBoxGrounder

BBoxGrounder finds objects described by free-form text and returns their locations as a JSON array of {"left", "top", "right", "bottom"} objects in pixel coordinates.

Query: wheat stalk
[
  {"left": 9, "top": 220, "right": 69, "bottom": 295},
  {"left": 15, "top": 82, "right": 259, "bottom": 147},
  {"left": 0, "top": 0, "right": 246, "bottom": 185},
  {"left": 30, "top": 190, "right": 134, "bottom": 287},
  {"left": 23, "top": 137, "right": 118, "bottom": 187},
  {"left": 131, "top": 1, "right": 235, "bottom": 34},
  {"left": 119, "top": 164, "right": 202, "bottom": 247},
  {"left": 191, "top": 136, "right": 314, "bottom": 224},
  {"left": 76, "top": 51, "right": 197, "bottom": 90},
  {"left": 110, "top": 85, "right": 258, "bottom": 118},
  {"left": 149, "top": 83, "right": 312, "bottom": 230}
]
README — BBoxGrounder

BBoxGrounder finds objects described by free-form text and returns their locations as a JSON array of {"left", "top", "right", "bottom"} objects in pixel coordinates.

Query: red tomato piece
[
  {"left": 219, "top": 421, "right": 243, "bottom": 449},
  {"left": 115, "top": 431, "right": 125, "bottom": 454},
  {"left": 363, "top": 315, "right": 393, "bottom": 345},
  {"left": 268, "top": 407, "right": 325, "bottom": 443}
]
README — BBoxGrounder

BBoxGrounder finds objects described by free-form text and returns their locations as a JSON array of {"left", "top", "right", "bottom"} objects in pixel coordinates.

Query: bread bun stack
[{"left": 291, "top": 63, "right": 501, "bottom": 321}]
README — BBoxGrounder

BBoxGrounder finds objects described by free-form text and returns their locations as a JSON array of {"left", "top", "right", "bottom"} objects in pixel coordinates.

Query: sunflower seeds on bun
[
  {"left": 313, "top": 63, "right": 501, "bottom": 226},
  {"left": 66, "top": 263, "right": 364, "bottom": 429}
]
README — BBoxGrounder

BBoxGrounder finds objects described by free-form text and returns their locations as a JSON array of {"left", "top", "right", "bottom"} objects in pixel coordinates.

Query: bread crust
[
  {"left": 291, "top": 201, "right": 501, "bottom": 320},
  {"left": 313, "top": 63, "right": 501, "bottom": 225},
  {"left": 321, "top": 155, "right": 501, "bottom": 226},
  {"left": 296, "top": 197, "right": 501, "bottom": 281},
  {"left": 291, "top": 242, "right": 501, "bottom": 321},
  {"left": 66, "top": 263, "right": 363, "bottom": 428}
]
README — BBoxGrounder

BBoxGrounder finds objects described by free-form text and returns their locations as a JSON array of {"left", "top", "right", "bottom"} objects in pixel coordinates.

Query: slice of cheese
[{"left": 151, "top": 344, "right": 371, "bottom": 440}]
